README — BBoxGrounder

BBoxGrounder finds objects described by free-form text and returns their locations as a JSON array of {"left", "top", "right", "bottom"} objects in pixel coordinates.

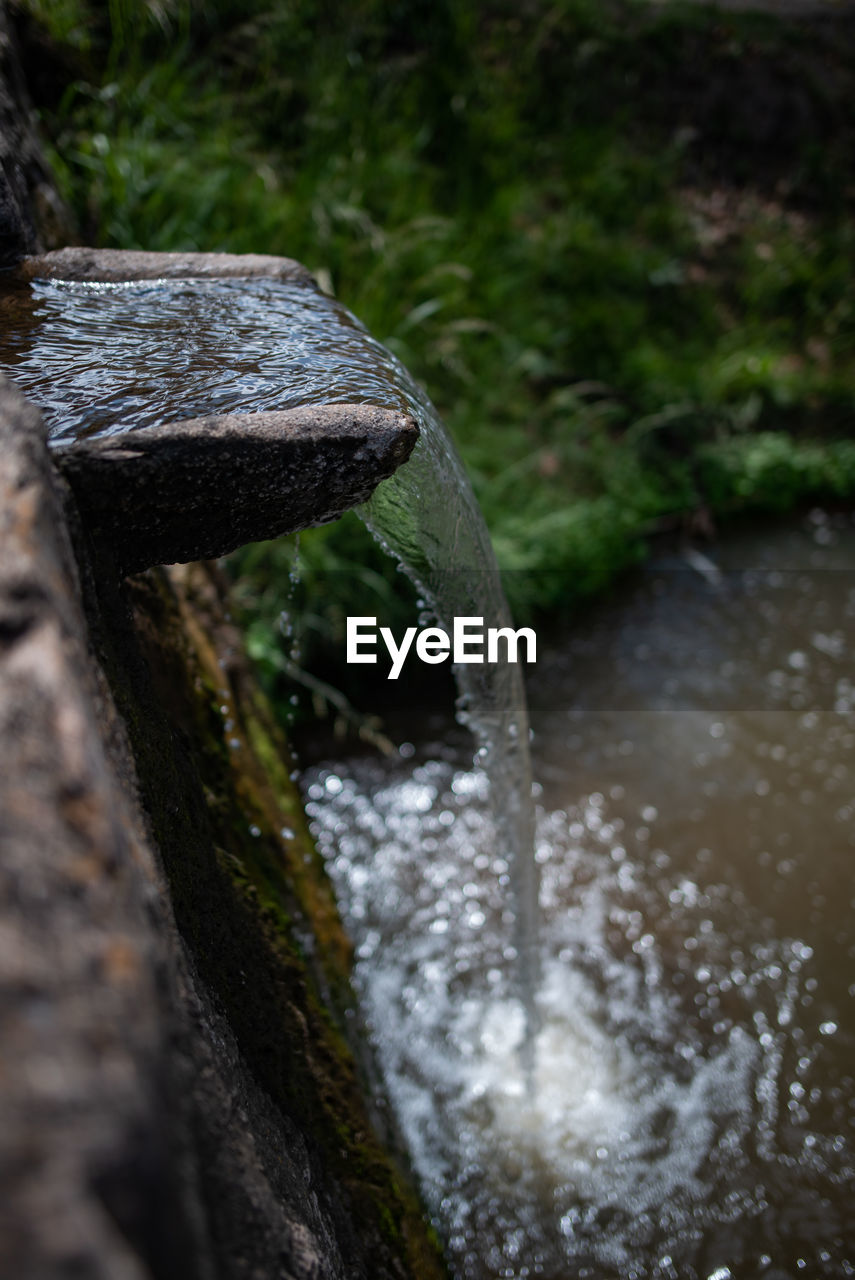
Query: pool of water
[{"left": 304, "top": 512, "right": 855, "bottom": 1280}]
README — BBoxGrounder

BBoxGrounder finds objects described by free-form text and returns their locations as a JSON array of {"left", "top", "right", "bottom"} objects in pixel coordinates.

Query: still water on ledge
[
  {"left": 304, "top": 515, "right": 855, "bottom": 1280},
  {"left": 0, "top": 275, "right": 413, "bottom": 440}
]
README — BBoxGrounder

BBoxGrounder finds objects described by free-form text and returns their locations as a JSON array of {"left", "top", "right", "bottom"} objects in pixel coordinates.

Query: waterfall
[
  {"left": 5, "top": 271, "right": 541, "bottom": 1045},
  {"left": 359, "top": 401, "right": 541, "bottom": 1059}
]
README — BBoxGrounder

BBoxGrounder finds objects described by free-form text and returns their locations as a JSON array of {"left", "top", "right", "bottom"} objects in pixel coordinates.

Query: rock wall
[
  {"left": 0, "top": 383, "right": 445, "bottom": 1280},
  {"left": 0, "top": 12, "right": 444, "bottom": 1277}
]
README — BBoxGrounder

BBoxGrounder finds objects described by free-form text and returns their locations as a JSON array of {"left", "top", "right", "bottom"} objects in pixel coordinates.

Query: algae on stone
[{"left": 89, "top": 554, "right": 447, "bottom": 1280}]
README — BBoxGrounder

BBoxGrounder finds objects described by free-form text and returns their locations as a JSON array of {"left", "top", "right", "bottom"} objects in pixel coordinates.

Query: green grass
[{"left": 18, "top": 0, "right": 855, "bottom": 693}]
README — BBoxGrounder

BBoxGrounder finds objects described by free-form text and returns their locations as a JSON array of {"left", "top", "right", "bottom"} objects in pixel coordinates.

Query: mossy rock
[{"left": 84, "top": 551, "right": 447, "bottom": 1280}]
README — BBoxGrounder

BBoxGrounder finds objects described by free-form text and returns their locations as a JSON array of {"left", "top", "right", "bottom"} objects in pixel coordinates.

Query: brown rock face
[
  {"left": 0, "top": 374, "right": 445, "bottom": 1279},
  {"left": 0, "top": 376, "right": 177, "bottom": 1279}
]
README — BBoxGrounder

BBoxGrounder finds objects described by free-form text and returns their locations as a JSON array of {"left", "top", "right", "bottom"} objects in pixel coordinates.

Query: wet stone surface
[
  {"left": 54, "top": 401, "right": 418, "bottom": 573},
  {"left": 0, "top": 257, "right": 420, "bottom": 572}
]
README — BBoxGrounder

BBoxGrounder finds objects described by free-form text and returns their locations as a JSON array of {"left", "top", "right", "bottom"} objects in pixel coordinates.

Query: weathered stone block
[{"left": 54, "top": 403, "right": 418, "bottom": 573}]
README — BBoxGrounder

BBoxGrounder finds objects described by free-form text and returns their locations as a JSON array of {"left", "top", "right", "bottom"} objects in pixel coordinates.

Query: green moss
[{"left": 85, "top": 558, "right": 446, "bottom": 1279}]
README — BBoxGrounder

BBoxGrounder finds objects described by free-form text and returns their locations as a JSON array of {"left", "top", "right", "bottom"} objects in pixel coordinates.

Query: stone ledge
[
  {"left": 10, "top": 246, "right": 420, "bottom": 573},
  {"left": 16, "top": 246, "right": 316, "bottom": 285},
  {"left": 54, "top": 404, "right": 418, "bottom": 573}
]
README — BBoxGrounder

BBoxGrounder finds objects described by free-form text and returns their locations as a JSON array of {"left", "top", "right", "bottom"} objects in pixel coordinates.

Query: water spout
[
  {"left": 2, "top": 263, "right": 542, "bottom": 1059},
  {"left": 359, "top": 399, "right": 542, "bottom": 1064}
]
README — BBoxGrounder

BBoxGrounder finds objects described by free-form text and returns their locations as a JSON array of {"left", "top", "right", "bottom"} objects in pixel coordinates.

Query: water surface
[
  {"left": 304, "top": 513, "right": 855, "bottom": 1280},
  {"left": 0, "top": 275, "right": 412, "bottom": 441}
]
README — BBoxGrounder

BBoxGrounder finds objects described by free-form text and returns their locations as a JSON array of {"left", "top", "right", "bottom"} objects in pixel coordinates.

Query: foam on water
[
  {"left": 306, "top": 744, "right": 854, "bottom": 1279},
  {"left": 304, "top": 527, "right": 855, "bottom": 1279}
]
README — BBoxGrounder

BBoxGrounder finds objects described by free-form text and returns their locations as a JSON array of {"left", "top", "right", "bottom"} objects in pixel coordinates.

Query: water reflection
[{"left": 305, "top": 514, "right": 855, "bottom": 1280}]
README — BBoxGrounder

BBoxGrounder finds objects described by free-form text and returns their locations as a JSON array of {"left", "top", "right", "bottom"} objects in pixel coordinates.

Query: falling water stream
[
  {"left": 3, "top": 274, "right": 854, "bottom": 1278},
  {"left": 1, "top": 271, "right": 539, "bottom": 1041}
]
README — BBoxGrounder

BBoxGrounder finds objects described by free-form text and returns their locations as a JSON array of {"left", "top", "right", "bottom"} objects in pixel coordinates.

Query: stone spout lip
[
  {"left": 54, "top": 404, "right": 419, "bottom": 574},
  {"left": 15, "top": 246, "right": 317, "bottom": 286},
  {"left": 9, "top": 247, "right": 419, "bottom": 570}
]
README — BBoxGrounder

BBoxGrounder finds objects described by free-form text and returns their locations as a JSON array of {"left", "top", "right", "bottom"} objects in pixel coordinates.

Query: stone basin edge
[{"left": 14, "top": 246, "right": 319, "bottom": 286}]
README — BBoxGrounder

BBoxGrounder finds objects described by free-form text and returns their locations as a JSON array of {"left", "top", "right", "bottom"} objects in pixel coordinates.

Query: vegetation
[{"left": 16, "top": 0, "right": 855, "bottom": 699}]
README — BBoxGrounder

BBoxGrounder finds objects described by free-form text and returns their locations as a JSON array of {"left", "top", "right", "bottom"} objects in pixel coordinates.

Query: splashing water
[
  {"left": 305, "top": 520, "right": 855, "bottom": 1278},
  {"left": 1, "top": 271, "right": 539, "bottom": 1043}
]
